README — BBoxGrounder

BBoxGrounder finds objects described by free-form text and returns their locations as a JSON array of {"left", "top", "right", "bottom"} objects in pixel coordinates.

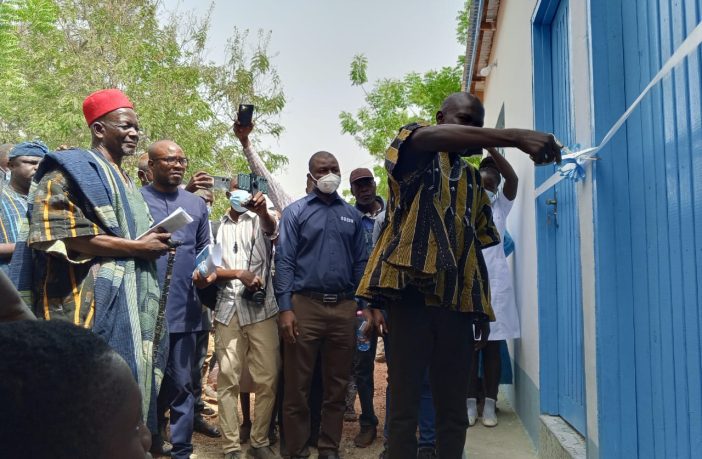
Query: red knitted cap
[{"left": 82, "top": 89, "right": 134, "bottom": 126}]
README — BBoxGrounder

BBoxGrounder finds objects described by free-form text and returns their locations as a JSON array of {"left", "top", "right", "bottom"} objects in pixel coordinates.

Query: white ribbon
[{"left": 535, "top": 19, "right": 702, "bottom": 198}]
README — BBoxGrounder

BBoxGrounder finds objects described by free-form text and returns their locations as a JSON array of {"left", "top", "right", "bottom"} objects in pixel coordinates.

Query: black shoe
[
  {"left": 353, "top": 424, "right": 377, "bottom": 447},
  {"left": 306, "top": 430, "right": 318, "bottom": 448},
  {"left": 197, "top": 406, "right": 216, "bottom": 416},
  {"left": 150, "top": 434, "right": 172, "bottom": 456},
  {"left": 194, "top": 415, "right": 221, "bottom": 438},
  {"left": 417, "top": 446, "right": 437, "bottom": 459},
  {"left": 268, "top": 425, "right": 279, "bottom": 446}
]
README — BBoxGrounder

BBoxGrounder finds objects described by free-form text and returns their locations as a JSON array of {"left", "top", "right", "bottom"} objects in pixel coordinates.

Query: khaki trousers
[
  {"left": 282, "top": 294, "right": 356, "bottom": 456},
  {"left": 215, "top": 314, "right": 280, "bottom": 452}
]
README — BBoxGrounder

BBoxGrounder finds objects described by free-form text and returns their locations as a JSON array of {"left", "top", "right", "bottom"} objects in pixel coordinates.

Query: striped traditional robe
[
  {"left": 10, "top": 149, "right": 165, "bottom": 428},
  {"left": 356, "top": 123, "right": 500, "bottom": 321}
]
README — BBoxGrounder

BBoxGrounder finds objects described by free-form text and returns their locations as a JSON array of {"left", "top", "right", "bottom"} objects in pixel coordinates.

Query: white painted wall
[
  {"left": 479, "top": 0, "right": 540, "bottom": 388},
  {"left": 478, "top": 0, "right": 599, "bottom": 453}
]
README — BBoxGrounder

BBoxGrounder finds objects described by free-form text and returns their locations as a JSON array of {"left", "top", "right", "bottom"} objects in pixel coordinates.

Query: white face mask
[{"left": 313, "top": 173, "right": 341, "bottom": 194}]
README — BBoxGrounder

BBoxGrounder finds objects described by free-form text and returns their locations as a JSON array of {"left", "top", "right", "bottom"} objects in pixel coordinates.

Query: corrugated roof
[{"left": 461, "top": 0, "right": 501, "bottom": 98}]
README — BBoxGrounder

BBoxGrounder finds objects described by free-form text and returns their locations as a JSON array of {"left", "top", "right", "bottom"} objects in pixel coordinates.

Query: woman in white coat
[{"left": 466, "top": 148, "right": 520, "bottom": 428}]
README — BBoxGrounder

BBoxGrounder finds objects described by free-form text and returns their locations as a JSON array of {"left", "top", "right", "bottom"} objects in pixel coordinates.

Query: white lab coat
[{"left": 483, "top": 193, "right": 520, "bottom": 340}]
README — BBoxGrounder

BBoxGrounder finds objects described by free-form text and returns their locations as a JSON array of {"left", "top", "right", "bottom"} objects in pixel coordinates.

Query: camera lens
[{"left": 252, "top": 290, "right": 266, "bottom": 305}]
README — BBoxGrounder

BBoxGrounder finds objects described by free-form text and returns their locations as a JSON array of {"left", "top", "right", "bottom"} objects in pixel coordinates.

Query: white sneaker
[
  {"left": 466, "top": 398, "right": 478, "bottom": 426},
  {"left": 482, "top": 397, "right": 498, "bottom": 427}
]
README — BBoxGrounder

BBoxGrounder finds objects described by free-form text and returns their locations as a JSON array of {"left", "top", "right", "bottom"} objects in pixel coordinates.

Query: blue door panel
[
  {"left": 591, "top": 0, "right": 702, "bottom": 457},
  {"left": 534, "top": 0, "right": 587, "bottom": 436}
]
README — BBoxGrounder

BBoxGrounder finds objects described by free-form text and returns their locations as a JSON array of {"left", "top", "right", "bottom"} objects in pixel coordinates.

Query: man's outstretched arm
[{"left": 407, "top": 125, "right": 562, "bottom": 165}]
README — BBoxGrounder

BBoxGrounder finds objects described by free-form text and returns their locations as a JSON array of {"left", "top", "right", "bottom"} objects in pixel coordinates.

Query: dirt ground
[{"left": 190, "top": 353, "right": 387, "bottom": 459}]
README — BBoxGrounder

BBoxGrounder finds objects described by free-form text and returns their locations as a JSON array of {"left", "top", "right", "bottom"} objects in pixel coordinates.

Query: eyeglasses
[
  {"left": 156, "top": 157, "right": 189, "bottom": 166},
  {"left": 102, "top": 121, "right": 142, "bottom": 135}
]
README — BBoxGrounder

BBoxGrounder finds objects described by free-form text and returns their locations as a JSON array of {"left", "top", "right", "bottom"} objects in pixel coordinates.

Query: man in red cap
[{"left": 9, "top": 88, "right": 175, "bottom": 442}]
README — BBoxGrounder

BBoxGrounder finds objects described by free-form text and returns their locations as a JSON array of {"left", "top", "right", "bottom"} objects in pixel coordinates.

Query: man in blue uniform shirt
[
  {"left": 275, "top": 151, "right": 368, "bottom": 459},
  {"left": 140, "top": 140, "right": 217, "bottom": 459}
]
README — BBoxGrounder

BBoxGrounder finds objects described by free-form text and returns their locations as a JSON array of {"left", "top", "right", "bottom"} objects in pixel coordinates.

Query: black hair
[
  {"left": 440, "top": 92, "right": 485, "bottom": 125},
  {"left": 0, "top": 320, "right": 127, "bottom": 459},
  {"left": 308, "top": 151, "right": 336, "bottom": 172},
  {"left": 479, "top": 156, "right": 502, "bottom": 184}
]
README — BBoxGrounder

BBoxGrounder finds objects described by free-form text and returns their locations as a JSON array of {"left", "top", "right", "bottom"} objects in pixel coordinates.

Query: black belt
[{"left": 297, "top": 290, "right": 355, "bottom": 304}]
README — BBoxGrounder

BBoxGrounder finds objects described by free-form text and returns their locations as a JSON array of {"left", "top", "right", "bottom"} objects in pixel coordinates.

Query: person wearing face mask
[
  {"left": 274, "top": 151, "right": 368, "bottom": 459},
  {"left": 466, "top": 149, "right": 520, "bottom": 429},
  {"left": 356, "top": 92, "right": 562, "bottom": 459},
  {"left": 192, "top": 188, "right": 219, "bottom": 426},
  {"left": 213, "top": 179, "right": 280, "bottom": 459}
]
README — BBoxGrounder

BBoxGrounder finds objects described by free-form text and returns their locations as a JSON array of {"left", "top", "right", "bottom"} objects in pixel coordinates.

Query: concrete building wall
[{"left": 477, "top": 0, "right": 541, "bottom": 446}]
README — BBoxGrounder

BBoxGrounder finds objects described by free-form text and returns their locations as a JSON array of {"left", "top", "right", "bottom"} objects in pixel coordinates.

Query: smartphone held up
[
  {"left": 237, "top": 104, "right": 254, "bottom": 127},
  {"left": 212, "top": 176, "right": 231, "bottom": 191}
]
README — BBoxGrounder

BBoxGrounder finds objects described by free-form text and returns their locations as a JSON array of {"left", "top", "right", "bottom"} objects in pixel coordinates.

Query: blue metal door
[
  {"left": 590, "top": 0, "right": 702, "bottom": 457},
  {"left": 533, "top": 0, "right": 587, "bottom": 435}
]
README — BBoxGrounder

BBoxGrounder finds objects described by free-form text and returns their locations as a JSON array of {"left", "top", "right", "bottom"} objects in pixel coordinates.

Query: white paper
[{"left": 138, "top": 207, "right": 193, "bottom": 239}]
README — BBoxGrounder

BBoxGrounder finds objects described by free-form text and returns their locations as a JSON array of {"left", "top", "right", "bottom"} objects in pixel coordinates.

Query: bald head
[
  {"left": 437, "top": 92, "right": 485, "bottom": 127},
  {"left": 147, "top": 140, "right": 182, "bottom": 160},
  {"left": 137, "top": 152, "right": 149, "bottom": 170},
  {"left": 136, "top": 152, "right": 152, "bottom": 186},
  {"left": 0, "top": 144, "right": 14, "bottom": 171},
  {"left": 147, "top": 140, "right": 186, "bottom": 190}
]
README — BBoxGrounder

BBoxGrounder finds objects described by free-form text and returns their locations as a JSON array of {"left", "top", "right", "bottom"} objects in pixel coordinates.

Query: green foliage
[
  {"left": 373, "top": 164, "right": 389, "bottom": 203},
  {"left": 339, "top": 60, "right": 462, "bottom": 160},
  {"left": 349, "top": 54, "right": 368, "bottom": 86},
  {"left": 339, "top": 1, "right": 475, "bottom": 203},
  {"left": 455, "top": 0, "right": 472, "bottom": 46},
  {"left": 0, "top": 0, "right": 286, "bottom": 188}
]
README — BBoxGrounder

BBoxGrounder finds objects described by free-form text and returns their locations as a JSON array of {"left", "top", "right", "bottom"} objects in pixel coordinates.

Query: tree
[
  {"left": 338, "top": 1, "right": 477, "bottom": 201},
  {"left": 0, "top": 0, "right": 287, "bottom": 205}
]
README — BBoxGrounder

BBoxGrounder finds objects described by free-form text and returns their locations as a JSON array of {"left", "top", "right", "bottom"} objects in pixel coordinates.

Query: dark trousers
[
  {"left": 157, "top": 332, "right": 198, "bottom": 459},
  {"left": 353, "top": 316, "right": 379, "bottom": 427},
  {"left": 382, "top": 311, "right": 436, "bottom": 447},
  {"left": 282, "top": 294, "right": 356, "bottom": 456},
  {"left": 468, "top": 340, "right": 502, "bottom": 400},
  {"left": 309, "top": 352, "right": 324, "bottom": 438},
  {"left": 193, "top": 330, "right": 209, "bottom": 414},
  {"left": 386, "top": 288, "right": 474, "bottom": 459}
]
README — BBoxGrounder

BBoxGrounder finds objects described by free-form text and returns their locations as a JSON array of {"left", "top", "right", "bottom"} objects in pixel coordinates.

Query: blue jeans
[
  {"left": 354, "top": 316, "right": 379, "bottom": 427},
  {"left": 381, "top": 311, "right": 436, "bottom": 448}
]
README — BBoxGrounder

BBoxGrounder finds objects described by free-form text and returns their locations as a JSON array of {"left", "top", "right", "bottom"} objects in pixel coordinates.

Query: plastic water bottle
[{"left": 356, "top": 314, "right": 370, "bottom": 352}]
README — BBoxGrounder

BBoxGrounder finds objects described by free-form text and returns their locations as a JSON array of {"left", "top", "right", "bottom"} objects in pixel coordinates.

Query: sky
[{"left": 163, "top": 0, "right": 466, "bottom": 198}]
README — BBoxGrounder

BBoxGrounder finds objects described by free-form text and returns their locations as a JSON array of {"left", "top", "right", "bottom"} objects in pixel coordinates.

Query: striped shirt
[
  {"left": 214, "top": 211, "right": 279, "bottom": 327},
  {"left": 0, "top": 185, "right": 28, "bottom": 273},
  {"left": 22, "top": 167, "right": 155, "bottom": 327},
  {"left": 356, "top": 122, "right": 500, "bottom": 320}
]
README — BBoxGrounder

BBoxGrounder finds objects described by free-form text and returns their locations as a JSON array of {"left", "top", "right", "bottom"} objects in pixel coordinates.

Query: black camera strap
[{"left": 245, "top": 218, "right": 272, "bottom": 289}]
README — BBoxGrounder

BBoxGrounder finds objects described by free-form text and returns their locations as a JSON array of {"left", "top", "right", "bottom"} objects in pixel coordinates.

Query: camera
[
  {"left": 237, "top": 172, "right": 269, "bottom": 195},
  {"left": 242, "top": 287, "right": 266, "bottom": 306}
]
